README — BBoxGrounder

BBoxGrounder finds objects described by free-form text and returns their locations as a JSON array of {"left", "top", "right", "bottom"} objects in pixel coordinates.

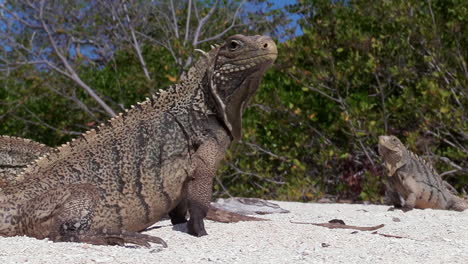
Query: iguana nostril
[{"left": 263, "top": 43, "right": 268, "bottom": 48}]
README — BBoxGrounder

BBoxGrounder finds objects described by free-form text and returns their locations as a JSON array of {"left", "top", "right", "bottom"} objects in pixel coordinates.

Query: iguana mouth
[
  {"left": 231, "top": 52, "right": 278, "bottom": 64},
  {"left": 216, "top": 54, "right": 277, "bottom": 75}
]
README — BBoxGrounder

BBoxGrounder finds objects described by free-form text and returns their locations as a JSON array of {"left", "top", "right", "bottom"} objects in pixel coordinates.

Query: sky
[
  {"left": 270, "top": 0, "right": 303, "bottom": 40},
  {"left": 245, "top": 0, "right": 303, "bottom": 41},
  {"left": 0, "top": 0, "right": 304, "bottom": 65}
]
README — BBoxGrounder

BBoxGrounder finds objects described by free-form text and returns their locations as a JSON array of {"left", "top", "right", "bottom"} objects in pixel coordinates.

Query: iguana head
[
  {"left": 202, "top": 34, "right": 278, "bottom": 141},
  {"left": 378, "top": 135, "right": 407, "bottom": 175}
]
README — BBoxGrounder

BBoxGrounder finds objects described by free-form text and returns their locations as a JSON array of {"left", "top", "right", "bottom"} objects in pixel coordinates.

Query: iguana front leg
[
  {"left": 399, "top": 172, "right": 417, "bottom": 211},
  {"left": 186, "top": 132, "right": 230, "bottom": 237}
]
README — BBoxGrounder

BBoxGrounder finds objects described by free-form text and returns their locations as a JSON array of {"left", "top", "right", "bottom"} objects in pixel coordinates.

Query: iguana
[
  {"left": 378, "top": 135, "right": 468, "bottom": 211},
  {"left": 0, "top": 34, "right": 277, "bottom": 247},
  {"left": 0, "top": 136, "right": 268, "bottom": 224},
  {"left": 0, "top": 136, "right": 52, "bottom": 187}
]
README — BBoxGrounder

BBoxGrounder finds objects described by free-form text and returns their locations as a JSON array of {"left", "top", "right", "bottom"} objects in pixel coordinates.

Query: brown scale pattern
[{"left": 0, "top": 136, "right": 52, "bottom": 186}]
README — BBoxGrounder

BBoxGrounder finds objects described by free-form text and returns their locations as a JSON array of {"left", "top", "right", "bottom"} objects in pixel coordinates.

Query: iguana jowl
[
  {"left": 378, "top": 135, "right": 468, "bottom": 211},
  {"left": 0, "top": 34, "right": 277, "bottom": 246}
]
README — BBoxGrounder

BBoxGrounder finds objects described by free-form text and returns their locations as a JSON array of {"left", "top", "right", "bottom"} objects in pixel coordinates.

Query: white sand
[{"left": 1, "top": 201, "right": 467, "bottom": 264}]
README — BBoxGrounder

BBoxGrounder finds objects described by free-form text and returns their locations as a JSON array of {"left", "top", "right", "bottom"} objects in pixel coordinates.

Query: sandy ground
[{"left": 1, "top": 201, "right": 467, "bottom": 264}]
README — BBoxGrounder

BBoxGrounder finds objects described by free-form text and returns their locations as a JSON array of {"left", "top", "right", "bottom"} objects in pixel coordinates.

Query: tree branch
[
  {"left": 169, "top": 0, "right": 179, "bottom": 39},
  {"left": 192, "top": 0, "right": 219, "bottom": 46},
  {"left": 183, "top": 0, "right": 192, "bottom": 46},
  {"left": 123, "top": 2, "right": 151, "bottom": 81},
  {"left": 196, "top": 0, "right": 246, "bottom": 45},
  {"left": 38, "top": 0, "right": 116, "bottom": 117}
]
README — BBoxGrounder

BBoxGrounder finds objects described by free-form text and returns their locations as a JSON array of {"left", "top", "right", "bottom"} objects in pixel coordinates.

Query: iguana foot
[
  {"left": 76, "top": 231, "right": 167, "bottom": 248},
  {"left": 187, "top": 203, "right": 208, "bottom": 237},
  {"left": 388, "top": 206, "right": 413, "bottom": 212},
  {"left": 187, "top": 217, "right": 207, "bottom": 237},
  {"left": 186, "top": 200, "right": 208, "bottom": 236},
  {"left": 401, "top": 206, "right": 413, "bottom": 212}
]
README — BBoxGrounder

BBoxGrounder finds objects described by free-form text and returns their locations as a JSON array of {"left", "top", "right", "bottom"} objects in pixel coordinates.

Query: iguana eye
[{"left": 228, "top": 40, "right": 242, "bottom": 51}]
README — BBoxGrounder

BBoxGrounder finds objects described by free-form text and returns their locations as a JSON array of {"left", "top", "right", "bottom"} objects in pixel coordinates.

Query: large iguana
[
  {"left": 0, "top": 34, "right": 277, "bottom": 247},
  {"left": 0, "top": 136, "right": 269, "bottom": 224},
  {"left": 378, "top": 135, "right": 468, "bottom": 211}
]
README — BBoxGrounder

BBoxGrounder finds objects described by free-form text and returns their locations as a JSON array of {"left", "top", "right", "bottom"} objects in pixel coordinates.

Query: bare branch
[
  {"left": 48, "top": 86, "right": 99, "bottom": 121},
  {"left": 227, "top": 163, "right": 285, "bottom": 185},
  {"left": 15, "top": 106, "right": 82, "bottom": 136},
  {"left": 123, "top": 2, "right": 151, "bottom": 81},
  {"left": 374, "top": 73, "right": 388, "bottom": 132},
  {"left": 288, "top": 73, "right": 342, "bottom": 104},
  {"left": 439, "top": 169, "right": 459, "bottom": 178},
  {"left": 241, "top": 141, "right": 289, "bottom": 162},
  {"left": 196, "top": 0, "right": 246, "bottom": 45},
  {"left": 426, "top": 130, "right": 467, "bottom": 154},
  {"left": 192, "top": 0, "right": 219, "bottom": 46},
  {"left": 214, "top": 174, "right": 233, "bottom": 198},
  {"left": 183, "top": 0, "right": 192, "bottom": 46},
  {"left": 436, "top": 156, "right": 468, "bottom": 173},
  {"left": 37, "top": 1, "right": 116, "bottom": 117},
  {"left": 169, "top": 0, "right": 179, "bottom": 39}
]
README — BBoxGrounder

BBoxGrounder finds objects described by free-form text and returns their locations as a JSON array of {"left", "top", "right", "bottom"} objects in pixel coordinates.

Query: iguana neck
[{"left": 381, "top": 145, "right": 410, "bottom": 172}]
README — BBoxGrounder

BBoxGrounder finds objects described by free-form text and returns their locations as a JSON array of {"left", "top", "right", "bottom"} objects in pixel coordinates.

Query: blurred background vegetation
[{"left": 0, "top": 0, "right": 466, "bottom": 202}]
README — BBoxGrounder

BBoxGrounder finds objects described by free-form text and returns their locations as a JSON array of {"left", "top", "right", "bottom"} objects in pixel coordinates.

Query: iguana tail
[{"left": 448, "top": 196, "right": 468, "bottom": 212}]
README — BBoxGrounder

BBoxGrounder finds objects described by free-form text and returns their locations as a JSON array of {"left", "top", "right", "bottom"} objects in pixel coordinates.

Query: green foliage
[
  {"left": 0, "top": 45, "right": 177, "bottom": 146},
  {"left": 218, "top": 0, "right": 467, "bottom": 201}
]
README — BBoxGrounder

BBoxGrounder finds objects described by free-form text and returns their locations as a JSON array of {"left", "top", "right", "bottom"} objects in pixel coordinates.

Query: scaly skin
[
  {"left": 0, "top": 137, "right": 267, "bottom": 223},
  {"left": 0, "top": 34, "right": 277, "bottom": 247},
  {"left": 378, "top": 135, "right": 467, "bottom": 211},
  {"left": 0, "top": 136, "right": 52, "bottom": 187}
]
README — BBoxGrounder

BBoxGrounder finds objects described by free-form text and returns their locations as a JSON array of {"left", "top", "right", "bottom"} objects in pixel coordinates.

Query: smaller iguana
[{"left": 378, "top": 135, "right": 468, "bottom": 211}]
